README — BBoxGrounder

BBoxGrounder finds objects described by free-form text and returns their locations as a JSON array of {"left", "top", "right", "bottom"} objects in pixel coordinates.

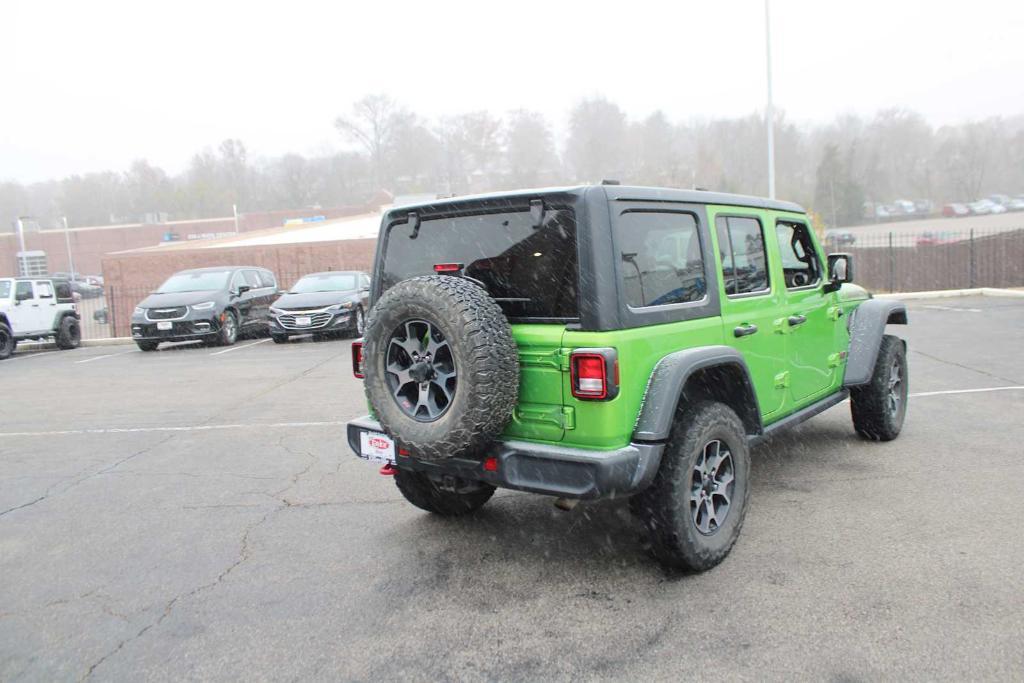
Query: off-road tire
[
  {"left": 55, "top": 316, "right": 81, "bottom": 350},
  {"left": 631, "top": 401, "right": 751, "bottom": 572},
  {"left": 271, "top": 333, "right": 289, "bottom": 344},
  {"left": 136, "top": 340, "right": 159, "bottom": 352},
  {"left": 394, "top": 468, "right": 495, "bottom": 516},
  {"left": 217, "top": 310, "right": 238, "bottom": 347},
  {"left": 0, "top": 322, "right": 15, "bottom": 360},
  {"left": 851, "top": 334, "right": 907, "bottom": 441},
  {"left": 362, "top": 275, "right": 519, "bottom": 461}
]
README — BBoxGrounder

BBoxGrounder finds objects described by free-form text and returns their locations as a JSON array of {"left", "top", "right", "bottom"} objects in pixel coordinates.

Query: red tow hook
[{"left": 379, "top": 462, "right": 398, "bottom": 476}]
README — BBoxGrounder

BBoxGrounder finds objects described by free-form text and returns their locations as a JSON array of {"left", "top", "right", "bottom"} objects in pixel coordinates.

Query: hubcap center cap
[{"left": 409, "top": 360, "right": 435, "bottom": 383}]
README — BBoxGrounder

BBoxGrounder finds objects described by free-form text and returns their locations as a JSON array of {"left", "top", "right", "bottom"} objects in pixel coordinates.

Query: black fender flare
[
  {"left": 843, "top": 299, "right": 908, "bottom": 387},
  {"left": 633, "top": 345, "right": 762, "bottom": 442},
  {"left": 51, "top": 310, "right": 80, "bottom": 332}
]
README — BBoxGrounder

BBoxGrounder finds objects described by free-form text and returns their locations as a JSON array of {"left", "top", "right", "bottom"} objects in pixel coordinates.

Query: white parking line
[
  {"left": 7, "top": 351, "right": 55, "bottom": 361},
  {"left": 910, "top": 386, "right": 1024, "bottom": 397},
  {"left": 74, "top": 350, "right": 137, "bottom": 364},
  {"left": 209, "top": 338, "right": 271, "bottom": 356},
  {"left": 0, "top": 421, "right": 347, "bottom": 438}
]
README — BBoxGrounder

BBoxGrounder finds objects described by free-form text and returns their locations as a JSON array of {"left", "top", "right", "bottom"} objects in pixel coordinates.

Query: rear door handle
[
  {"left": 733, "top": 324, "right": 758, "bottom": 338},
  {"left": 788, "top": 314, "right": 807, "bottom": 327}
]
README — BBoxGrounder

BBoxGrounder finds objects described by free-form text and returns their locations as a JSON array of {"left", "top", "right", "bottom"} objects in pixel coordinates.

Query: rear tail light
[
  {"left": 351, "top": 340, "right": 364, "bottom": 379},
  {"left": 570, "top": 348, "right": 619, "bottom": 400},
  {"left": 433, "top": 263, "right": 464, "bottom": 274}
]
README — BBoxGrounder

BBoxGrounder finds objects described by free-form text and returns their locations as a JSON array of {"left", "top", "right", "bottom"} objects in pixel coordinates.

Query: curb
[
  {"left": 876, "top": 287, "right": 1024, "bottom": 300},
  {"left": 18, "top": 337, "right": 134, "bottom": 351}
]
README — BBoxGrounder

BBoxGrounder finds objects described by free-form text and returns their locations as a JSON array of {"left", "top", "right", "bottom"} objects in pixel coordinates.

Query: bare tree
[{"left": 335, "top": 94, "right": 402, "bottom": 190}]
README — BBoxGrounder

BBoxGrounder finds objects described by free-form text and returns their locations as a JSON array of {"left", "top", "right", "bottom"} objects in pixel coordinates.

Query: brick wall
[
  {"left": 0, "top": 205, "right": 374, "bottom": 276},
  {"left": 101, "top": 239, "right": 378, "bottom": 337}
]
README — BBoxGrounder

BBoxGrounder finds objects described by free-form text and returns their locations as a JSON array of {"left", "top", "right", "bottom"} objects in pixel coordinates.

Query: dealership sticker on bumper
[
  {"left": 295, "top": 316, "right": 312, "bottom": 327},
  {"left": 359, "top": 431, "right": 395, "bottom": 464},
  {"left": 157, "top": 321, "right": 173, "bottom": 330}
]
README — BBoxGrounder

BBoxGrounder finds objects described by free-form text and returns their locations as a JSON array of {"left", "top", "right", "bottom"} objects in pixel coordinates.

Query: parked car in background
[
  {"left": 914, "top": 199, "right": 934, "bottom": 215},
  {"left": 1009, "top": 196, "right": 1024, "bottom": 211},
  {"left": 892, "top": 199, "right": 916, "bottom": 215},
  {"left": 0, "top": 277, "right": 81, "bottom": 360},
  {"left": 51, "top": 272, "right": 103, "bottom": 299},
  {"left": 268, "top": 271, "right": 369, "bottom": 343},
  {"left": 987, "top": 194, "right": 1012, "bottom": 207},
  {"left": 130, "top": 266, "right": 278, "bottom": 351},
  {"left": 916, "top": 231, "right": 957, "bottom": 246},
  {"left": 968, "top": 199, "right": 995, "bottom": 215},
  {"left": 825, "top": 230, "right": 856, "bottom": 247},
  {"left": 942, "top": 203, "right": 970, "bottom": 218}
]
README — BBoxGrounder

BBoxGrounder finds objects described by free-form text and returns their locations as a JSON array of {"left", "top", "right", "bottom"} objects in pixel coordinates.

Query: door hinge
[
  {"left": 518, "top": 347, "right": 572, "bottom": 371},
  {"left": 773, "top": 318, "right": 789, "bottom": 335},
  {"left": 827, "top": 351, "right": 846, "bottom": 368},
  {"left": 513, "top": 404, "right": 575, "bottom": 430},
  {"left": 774, "top": 371, "right": 790, "bottom": 388},
  {"left": 827, "top": 306, "right": 843, "bottom": 321}
]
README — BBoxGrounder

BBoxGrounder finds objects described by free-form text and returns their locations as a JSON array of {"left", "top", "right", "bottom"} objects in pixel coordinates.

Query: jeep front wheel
[
  {"left": 55, "top": 316, "right": 81, "bottom": 350},
  {"left": 631, "top": 401, "right": 751, "bottom": 572},
  {"left": 394, "top": 468, "right": 495, "bottom": 516},
  {"left": 0, "top": 322, "right": 15, "bottom": 360},
  {"left": 850, "top": 334, "right": 908, "bottom": 441}
]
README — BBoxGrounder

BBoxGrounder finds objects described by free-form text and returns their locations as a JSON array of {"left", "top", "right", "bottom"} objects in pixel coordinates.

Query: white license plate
[
  {"left": 359, "top": 430, "right": 395, "bottom": 464},
  {"left": 295, "top": 316, "right": 312, "bottom": 327},
  {"left": 157, "top": 321, "right": 173, "bottom": 330}
]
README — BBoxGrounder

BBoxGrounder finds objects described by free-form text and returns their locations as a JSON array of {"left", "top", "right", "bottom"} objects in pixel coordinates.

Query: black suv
[
  {"left": 268, "top": 271, "right": 370, "bottom": 343},
  {"left": 131, "top": 266, "right": 279, "bottom": 351}
]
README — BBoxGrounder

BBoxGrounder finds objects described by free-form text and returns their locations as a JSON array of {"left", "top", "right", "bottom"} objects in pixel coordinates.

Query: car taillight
[
  {"left": 433, "top": 263, "right": 464, "bottom": 273},
  {"left": 352, "top": 340, "right": 364, "bottom": 379},
  {"left": 570, "top": 348, "right": 618, "bottom": 400}
]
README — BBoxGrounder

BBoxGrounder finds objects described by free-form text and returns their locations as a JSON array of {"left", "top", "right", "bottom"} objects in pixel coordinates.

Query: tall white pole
[
  {"left": 15, "top": 217, "right": 28, "bottom": 276},
  {"left": 233, "top": 203, "right": 240, "bottom": 235},
  {"left": 765, "top": 0, "right": 776, "bottom": 199},
  {"left": 62, "top": 216, "right": 76, "bottom": 276}
]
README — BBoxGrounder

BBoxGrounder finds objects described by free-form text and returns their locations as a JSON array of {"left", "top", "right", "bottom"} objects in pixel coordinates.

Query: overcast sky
[{"left": 2, "top": 0, "right": 1022, "bottom": 183}]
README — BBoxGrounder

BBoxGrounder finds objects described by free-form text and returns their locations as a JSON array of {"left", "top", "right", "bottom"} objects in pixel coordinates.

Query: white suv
[{"left": 0, "top": 278, "right": 82, "bottom": 360}]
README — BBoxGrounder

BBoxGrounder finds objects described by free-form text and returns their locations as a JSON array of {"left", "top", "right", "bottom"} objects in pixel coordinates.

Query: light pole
[
  {"left": 15, "top": 217, "right": 29, "bottom": 276},
  {"left": 62, "top": 216, "right": 76, "bottom": 277},
  {"left": 764, "top": 0, "right": 776, "bottom": 199}
]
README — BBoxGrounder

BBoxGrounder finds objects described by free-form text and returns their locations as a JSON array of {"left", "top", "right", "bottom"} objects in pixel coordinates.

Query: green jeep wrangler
[{"left": 346, "top": 185, "right": 908, "bottom": 572}]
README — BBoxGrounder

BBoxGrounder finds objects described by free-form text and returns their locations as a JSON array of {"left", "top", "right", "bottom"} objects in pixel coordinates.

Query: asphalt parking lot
[{"left": 2, "top": 297, "right": 1023, "bottom": 681}]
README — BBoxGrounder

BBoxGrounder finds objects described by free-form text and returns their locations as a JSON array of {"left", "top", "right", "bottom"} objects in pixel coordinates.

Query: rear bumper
[{"left": 346, "top": 416, "right": 664, "bottom": 500}]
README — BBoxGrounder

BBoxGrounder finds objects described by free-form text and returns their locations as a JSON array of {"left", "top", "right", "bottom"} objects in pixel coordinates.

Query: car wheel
[
  {"left": 850, "top": 334, "right": 908, "bottom": 441},
  {"left": 394, "top": 468, "right": 495, "bottom": 516},
  {"left": 631, "top": 401, "right": 751, "bottom": 572},
  {"left": 217, "top": 310, "right": 238, "bottom": 346},
  {"left": 271, "top": 333, "right": 289, "bottom": 344},
  {"left": 0, "top": 322, "right": 15, "bottom": 360},
  {"left": 361, "top": 275, "right": 519, "bottom": 461},
  {"left": 136, "top": 340, "right": 159, "bottom": 352},
  {"left": 55, "top": 316, "right": 81, "bottom": 350},
  {"left": 351, "top": 306, "right": 365, "bottom": 337}
]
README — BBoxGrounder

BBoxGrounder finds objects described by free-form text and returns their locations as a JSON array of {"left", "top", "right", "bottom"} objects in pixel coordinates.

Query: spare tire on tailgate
[{"left": 362, "top": 275, "right": 520, "bottom": 461}]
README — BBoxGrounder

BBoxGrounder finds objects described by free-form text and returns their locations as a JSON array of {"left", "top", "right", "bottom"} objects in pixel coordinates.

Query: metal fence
[{"left": 836, "top": 227, "right": 1024, "bottom": 293}]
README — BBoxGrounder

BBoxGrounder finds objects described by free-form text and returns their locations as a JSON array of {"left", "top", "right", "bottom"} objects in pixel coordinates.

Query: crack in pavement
[
  {"left": 0, "top": 434, "right": 176, "bottom": 520},
  {"left": 79, "top": 436, "right": 322, "bottom": 680},
  {"left": 910, "top": 348, "right": 1022, "bottom": 385}
]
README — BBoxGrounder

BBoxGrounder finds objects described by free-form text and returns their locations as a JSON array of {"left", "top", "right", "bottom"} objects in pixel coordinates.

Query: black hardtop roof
[
  {"left": 7, "top": 276, "right": 70, "bottom": 282},
  {"left": 383, "top": 184, "right": 805, "bottom": 217}
]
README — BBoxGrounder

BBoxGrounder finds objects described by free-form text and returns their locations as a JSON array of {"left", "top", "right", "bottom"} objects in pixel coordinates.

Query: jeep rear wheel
[
  {"left": 0, "top": 322, "right": 15, "bottom": 360},
  {"left": 362, "top": 275, "right": 519, "bottom": 461},
  {"left": 850, "top": 334, "right": 908, "bottom": 441},
  {"left": 394, "top": 468, "right": 495, "bottom": 516},
  {"left": 631, "top": 401, "right": 751, "bottom": 572},
  {"left": 55, "top": 316, "right": 81, "bottom": 350}
]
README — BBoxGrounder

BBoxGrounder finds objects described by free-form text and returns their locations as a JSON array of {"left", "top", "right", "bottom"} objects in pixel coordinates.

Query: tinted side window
[
  {"left": 360, "top": 274, "right": 370, "bottom": 289},
  {"left": 55, "top": 282, "right": 73, "bottom": 299},
  {"left": 230, "top": 272, "right": 246, "bottom": 291},
  {"left": 243, "top": 270, "right": 262, "bottom": 288},
  {"left": 259, "top": 271, "right": 277, "bottom": 289},
  {"left": 775, "top": 221, "right": 821, "bottom": 288},
  {"left": 15, "top": 281, "right": 33, "bottom": 300},
  {"left": 715, "top": 216, "right": 770, "bottom": 295},
  {"left": 617, "top": 211, "right": 706, "bottom": 308}
]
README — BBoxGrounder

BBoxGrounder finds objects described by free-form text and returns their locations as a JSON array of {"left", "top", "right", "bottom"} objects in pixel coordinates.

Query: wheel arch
[
  {"left": 633, "top": 346, "right": 763, "bottom": 442},
  {"left": 51, "top": 309, "right": 79, "bottom": 330},
  {"left": 844, "top": 299, "right": 908, "bottom": 387}
]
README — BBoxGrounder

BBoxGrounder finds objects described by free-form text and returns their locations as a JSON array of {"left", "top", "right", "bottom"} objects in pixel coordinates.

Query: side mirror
[
  {"left": 236, "top": 285, "right": 251, "bottom": 296},
  {"left": 824, "top": 253, "right": 853, "bottom": 292}
]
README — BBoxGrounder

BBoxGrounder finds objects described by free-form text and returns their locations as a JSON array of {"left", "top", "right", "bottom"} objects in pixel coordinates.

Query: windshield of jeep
[{"left": 381, "top": 208, "right": 579, "bottom": 319}]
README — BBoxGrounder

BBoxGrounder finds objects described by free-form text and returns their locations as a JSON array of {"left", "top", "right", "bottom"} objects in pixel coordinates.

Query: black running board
[{"left": 749, "top": 389, "right": 849, "bottom": 447}]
